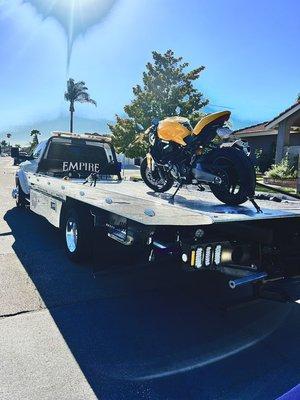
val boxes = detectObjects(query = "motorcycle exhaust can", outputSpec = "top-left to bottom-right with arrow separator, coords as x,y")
192,163 -> 222,184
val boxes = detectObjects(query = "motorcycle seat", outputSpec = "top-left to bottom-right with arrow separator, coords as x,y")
193,111 -> 231,135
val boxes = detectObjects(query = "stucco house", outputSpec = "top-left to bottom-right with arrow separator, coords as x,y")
234,102 -> 300,170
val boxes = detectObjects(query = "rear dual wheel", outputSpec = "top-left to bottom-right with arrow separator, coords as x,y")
64,208 -> 93,262
63,207 -> 137,265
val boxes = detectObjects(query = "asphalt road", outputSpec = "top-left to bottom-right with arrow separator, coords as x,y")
0,156 -> 299,400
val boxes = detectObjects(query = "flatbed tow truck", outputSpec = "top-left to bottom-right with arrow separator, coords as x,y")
12,132 -> 300,292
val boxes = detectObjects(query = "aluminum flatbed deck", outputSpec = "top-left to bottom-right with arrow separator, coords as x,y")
28,173 -> 300,226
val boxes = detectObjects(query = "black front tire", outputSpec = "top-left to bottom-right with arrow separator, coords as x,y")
64,207 -> 92,262
140,157 -> 174,193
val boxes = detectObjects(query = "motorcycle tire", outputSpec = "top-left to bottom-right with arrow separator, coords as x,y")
140,157 -> 174,193
205,146 -> 256,206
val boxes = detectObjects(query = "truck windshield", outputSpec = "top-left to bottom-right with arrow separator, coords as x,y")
39,137 -> 116,178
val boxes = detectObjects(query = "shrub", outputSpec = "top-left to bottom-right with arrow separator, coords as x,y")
254,145 -> 275,173
265,157 -> 297,180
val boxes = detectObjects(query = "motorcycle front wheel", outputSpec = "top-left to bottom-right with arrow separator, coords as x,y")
140,157 -> 174,192
205,147 -> 256,206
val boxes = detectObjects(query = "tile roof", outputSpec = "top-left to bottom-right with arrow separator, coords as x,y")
234,102 -> 300,135
266,102 -> 300,128
234,122 -> 268,135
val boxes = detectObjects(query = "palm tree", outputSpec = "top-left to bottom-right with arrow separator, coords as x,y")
30,129 -> 41,137
30,129 -> 41,150
1,140 -> 8,147
64,78 -> 97,133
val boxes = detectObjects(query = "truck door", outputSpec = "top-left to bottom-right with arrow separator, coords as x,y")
17,141 -> 48,194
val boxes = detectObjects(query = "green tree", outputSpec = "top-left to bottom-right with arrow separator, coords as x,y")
64,78 -> 97,133
109,50 -> 209,158
30,129 -> 41,150
1,140 -> 8,147
297,93 -> 300,103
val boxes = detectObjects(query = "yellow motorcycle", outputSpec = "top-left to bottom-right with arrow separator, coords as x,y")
140,111 -> 256,206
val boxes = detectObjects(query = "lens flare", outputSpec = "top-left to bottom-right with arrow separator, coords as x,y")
24,0 -> 118,68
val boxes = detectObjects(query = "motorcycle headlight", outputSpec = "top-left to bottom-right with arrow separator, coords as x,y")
216,127 -> 233,139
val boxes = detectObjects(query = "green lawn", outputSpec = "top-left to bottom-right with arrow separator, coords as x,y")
256,176 -> 297,195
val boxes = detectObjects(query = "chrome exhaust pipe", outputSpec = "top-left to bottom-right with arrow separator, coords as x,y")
229,271 -> 268,289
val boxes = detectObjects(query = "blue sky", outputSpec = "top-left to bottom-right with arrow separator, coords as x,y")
0,0 -> 300,140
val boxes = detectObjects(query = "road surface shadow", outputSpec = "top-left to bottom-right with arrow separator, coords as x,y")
4,206 -> 300,400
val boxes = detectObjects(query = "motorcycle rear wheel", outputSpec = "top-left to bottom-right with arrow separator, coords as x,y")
140,157 -> 174,192
206,147 -> 256,206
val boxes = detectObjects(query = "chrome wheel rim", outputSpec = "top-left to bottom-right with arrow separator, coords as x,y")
66,218 -> 78,253
212,157 -> 242,197
145,167 -> 167,189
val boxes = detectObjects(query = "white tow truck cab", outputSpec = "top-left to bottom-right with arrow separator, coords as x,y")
14,131 -> 120,200
12,131 -> 300,290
